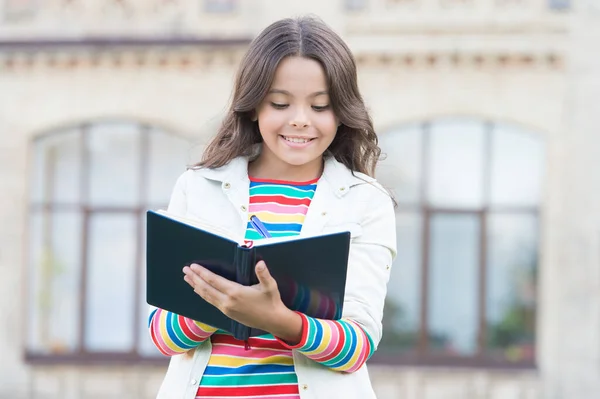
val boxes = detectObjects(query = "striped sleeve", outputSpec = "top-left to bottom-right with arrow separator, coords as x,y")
148,308 -> 218,356
276,313 -> 374,373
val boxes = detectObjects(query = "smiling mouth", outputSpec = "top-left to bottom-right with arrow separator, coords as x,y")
280,135 -> 316,144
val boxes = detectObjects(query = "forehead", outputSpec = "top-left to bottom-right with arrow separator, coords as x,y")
270,56 -> 328,92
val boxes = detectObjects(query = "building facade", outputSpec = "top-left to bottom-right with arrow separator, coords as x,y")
1,0 -> 598,398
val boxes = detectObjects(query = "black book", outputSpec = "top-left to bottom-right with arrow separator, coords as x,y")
145,210 -> 351,341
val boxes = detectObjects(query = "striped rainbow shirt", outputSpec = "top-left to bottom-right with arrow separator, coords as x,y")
149,176 -> 375,398
244,176 -> 314,240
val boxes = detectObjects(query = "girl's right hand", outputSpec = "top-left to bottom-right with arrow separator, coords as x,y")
183,261 -> 303,343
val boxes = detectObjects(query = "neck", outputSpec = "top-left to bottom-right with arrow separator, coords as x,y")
248,154 -> 324,182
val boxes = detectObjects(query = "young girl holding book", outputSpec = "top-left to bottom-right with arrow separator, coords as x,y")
148,15 -> 397,399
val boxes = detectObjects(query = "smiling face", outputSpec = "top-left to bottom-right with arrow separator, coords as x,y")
250,56 -> 339,181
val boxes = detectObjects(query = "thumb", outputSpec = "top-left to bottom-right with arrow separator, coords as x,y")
255,261 -> 276,289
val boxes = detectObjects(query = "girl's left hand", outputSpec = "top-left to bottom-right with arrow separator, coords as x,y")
183,261 -> 300,340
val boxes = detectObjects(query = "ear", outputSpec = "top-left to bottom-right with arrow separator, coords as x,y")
251,111 -> 258,122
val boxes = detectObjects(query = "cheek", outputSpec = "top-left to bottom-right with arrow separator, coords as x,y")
315,113 -> 339,136
257,109 -> 287,136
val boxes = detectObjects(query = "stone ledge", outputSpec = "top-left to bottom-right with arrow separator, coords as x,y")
0,49 -> 564,72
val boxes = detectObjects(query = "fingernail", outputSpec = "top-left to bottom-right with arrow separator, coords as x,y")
257,262 -> 265,271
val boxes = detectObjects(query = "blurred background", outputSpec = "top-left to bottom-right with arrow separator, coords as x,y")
1,0 -> 598,398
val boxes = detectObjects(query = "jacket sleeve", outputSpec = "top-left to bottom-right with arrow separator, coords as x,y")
147,171 -> 218,356
341,184 -> 397,350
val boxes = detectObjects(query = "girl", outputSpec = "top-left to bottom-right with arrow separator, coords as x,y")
148,15 -> 397,399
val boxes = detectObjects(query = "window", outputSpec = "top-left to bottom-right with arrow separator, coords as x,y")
26,121 -> 191,362
376,119 -> 543,367
204,0 -> 237,13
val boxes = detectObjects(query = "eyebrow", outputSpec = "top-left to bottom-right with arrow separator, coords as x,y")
268,89 -> 329,97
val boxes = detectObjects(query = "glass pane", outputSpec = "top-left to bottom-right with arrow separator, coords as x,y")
490,125 -> 544,207
486,213 -> 538,362
377,125 -> 422,205
27,213 -> 43,352
84,213 -> 138,352
30,130 -> 81,204
30,139 -> 46,204
428,120 -> 485,208
147,129 -> 191,206
88,123 -> 141,207
27,211 -> 82,354
380,212 -> 422,352
428,213 -> 479,355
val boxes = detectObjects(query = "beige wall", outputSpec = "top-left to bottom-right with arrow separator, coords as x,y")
20,365 -> 541,399
538,3 -> 600,398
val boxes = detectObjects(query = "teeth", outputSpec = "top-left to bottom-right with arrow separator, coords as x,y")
283,136 -> 311,143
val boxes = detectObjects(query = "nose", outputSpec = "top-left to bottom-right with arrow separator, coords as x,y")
290,120 -> 309,128
289,108 -> 310,128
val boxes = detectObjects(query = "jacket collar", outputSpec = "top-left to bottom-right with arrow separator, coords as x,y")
192,146 -> 375,197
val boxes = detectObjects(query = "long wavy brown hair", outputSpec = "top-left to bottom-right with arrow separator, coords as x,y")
196,16 -> 381,177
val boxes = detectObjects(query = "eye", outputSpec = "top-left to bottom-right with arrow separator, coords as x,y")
312,105 -> 330,112
270,102 -> 288,110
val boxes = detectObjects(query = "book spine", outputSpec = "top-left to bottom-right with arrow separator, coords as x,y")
231,245 -> 255,341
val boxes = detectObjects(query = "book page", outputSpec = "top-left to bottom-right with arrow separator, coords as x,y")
251,231 -> 331,247
154,209 -> 239,243
251,235 -> 296,247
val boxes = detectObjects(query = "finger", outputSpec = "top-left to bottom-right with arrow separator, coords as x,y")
183,274 -> 198,290
255,261 -> 277,291
184,266 -> 226,307
183,265 -> 216,289
189,264 -> 240,294
182,266 -> 204,286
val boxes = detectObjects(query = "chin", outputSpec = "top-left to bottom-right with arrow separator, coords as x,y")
280,156 -> 314,167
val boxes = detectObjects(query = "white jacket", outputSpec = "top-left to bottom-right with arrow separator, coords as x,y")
154,154 -> 397,399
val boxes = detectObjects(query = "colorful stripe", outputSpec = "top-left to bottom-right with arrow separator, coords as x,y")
248,203 -> 309,214
245,178 -> 317,239
249,184 -> 316,197
277,313 -> 375,373
247,212 -> 307,224
197,333 -> 298,398
148,308 -> 218,356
